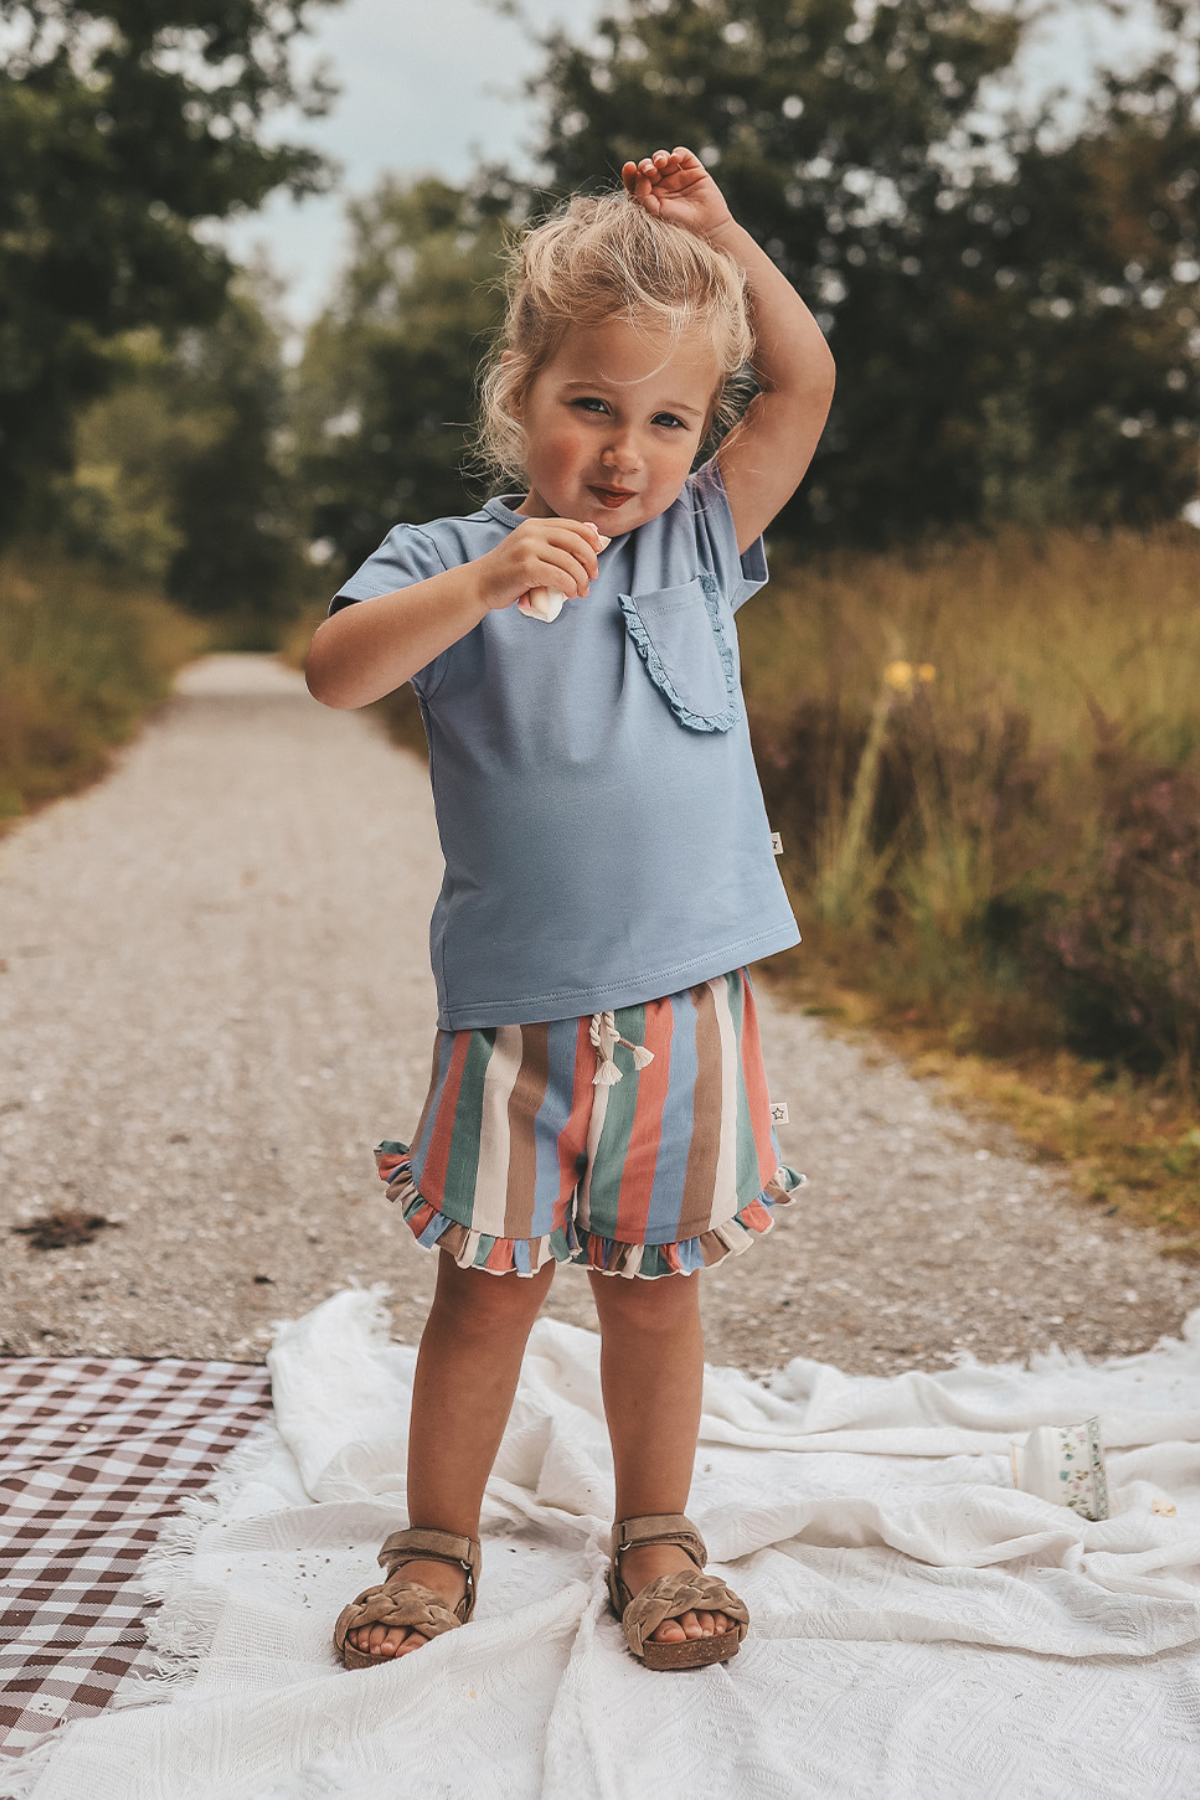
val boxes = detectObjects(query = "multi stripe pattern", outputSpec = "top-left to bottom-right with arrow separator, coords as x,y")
376,969 -> 804,1279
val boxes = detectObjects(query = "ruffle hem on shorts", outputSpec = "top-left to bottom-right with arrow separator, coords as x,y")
373,1141 -> 806,1280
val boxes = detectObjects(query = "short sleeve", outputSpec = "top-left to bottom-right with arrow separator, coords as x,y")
687,456 -> 769,612
327,523 -> 450,695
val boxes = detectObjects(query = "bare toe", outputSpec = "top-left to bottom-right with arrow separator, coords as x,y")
651,1616 -> 687,1643
694,1610 -> 716,1636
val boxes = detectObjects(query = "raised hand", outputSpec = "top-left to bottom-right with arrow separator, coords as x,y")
621,147 -> 734,237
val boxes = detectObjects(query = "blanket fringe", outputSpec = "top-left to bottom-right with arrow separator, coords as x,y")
111,1417 -> 281,1708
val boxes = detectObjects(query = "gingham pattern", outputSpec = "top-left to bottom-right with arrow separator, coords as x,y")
0,1355 -> 270,1772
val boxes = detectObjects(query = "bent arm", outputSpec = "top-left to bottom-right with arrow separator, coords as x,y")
305,563 -> 489,709
707,219 -> 836,553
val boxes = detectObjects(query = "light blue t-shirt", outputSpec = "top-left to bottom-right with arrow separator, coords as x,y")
331,456 -> 800,1029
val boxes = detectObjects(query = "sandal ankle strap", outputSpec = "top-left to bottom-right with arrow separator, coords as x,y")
378,1527 -> 482,1611
612,1512 -> 707,1571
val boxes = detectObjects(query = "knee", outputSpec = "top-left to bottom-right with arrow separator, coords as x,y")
591,1270 -> 700,1337
432,1257 -> 550,1342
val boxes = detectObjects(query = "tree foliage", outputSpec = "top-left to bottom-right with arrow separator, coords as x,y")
305,0 -> 1200,558
506,0 -> 1200,546
295,174 -> 517,572
54,276 -> 306,625
0,0 -> 340,539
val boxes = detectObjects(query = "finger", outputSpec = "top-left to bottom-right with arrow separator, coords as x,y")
536,550 -> 593,596
547,526 -> 601,575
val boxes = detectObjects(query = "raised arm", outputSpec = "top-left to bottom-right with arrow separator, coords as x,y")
623,148 -> 836,554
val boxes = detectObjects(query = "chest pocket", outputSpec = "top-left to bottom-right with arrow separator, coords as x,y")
618,572 -> 740,733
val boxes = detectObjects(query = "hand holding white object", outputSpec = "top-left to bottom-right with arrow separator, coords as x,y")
518,523 -> 611,621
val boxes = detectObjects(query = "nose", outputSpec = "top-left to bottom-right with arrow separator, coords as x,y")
601,429 -> 643,476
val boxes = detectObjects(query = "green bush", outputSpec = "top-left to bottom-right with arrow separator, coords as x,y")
0,555 -> 203,822
742,524 -> 1200,1095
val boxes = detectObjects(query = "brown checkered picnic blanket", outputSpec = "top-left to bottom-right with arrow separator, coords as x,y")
0,1353 -> 271,1783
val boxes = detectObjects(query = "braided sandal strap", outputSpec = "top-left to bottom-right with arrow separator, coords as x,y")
333,1581 -> 465,1657
332,1526 -> 482,1662
609,1514 -> 749,1658
618,1569 -> 750,1659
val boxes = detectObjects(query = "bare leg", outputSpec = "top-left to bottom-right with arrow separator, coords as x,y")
350,1251 -> 554,1659
588,1270 -> 733,1645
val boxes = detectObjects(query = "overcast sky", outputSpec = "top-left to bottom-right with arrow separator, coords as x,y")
225,0 -> 1164,332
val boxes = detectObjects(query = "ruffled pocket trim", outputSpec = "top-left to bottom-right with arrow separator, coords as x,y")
618,571 -> 741,733
373,1141 -> 805,1281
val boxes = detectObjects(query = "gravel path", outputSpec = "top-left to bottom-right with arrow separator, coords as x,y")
2,655 -> 1196,1375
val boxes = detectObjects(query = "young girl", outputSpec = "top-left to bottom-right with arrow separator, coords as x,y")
306,147 -> 835,1672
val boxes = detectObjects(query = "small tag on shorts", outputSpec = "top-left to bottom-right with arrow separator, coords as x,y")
771,830 -> 784,855
770,1100 -> 789,1124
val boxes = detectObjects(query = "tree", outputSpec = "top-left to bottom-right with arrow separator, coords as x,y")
295,174 -> 518,573
490,0 -> 1200,546
54,275 -> 308,625
0,0 -> 341,539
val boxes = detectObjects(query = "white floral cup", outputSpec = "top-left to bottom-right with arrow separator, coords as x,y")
1010,1417 -> 1110,1521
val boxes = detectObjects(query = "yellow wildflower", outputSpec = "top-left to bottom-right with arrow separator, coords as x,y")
916,663 -> 936,683
883,660 -> 914,691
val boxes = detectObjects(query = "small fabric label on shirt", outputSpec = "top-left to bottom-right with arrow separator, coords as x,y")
770,1101 -> 789,1124
771,831 -> 784,855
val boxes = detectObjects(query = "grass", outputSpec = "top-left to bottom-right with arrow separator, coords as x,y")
758,934 -> 1200,1256
0,552 -> 204,827
743,520 -> 1200,1250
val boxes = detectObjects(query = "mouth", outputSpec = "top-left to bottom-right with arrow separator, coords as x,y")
589,485 -> 637,508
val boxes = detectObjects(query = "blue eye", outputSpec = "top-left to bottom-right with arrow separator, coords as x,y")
570,399 -> 687,428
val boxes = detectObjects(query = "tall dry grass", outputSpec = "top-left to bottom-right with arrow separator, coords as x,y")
741,525 -> 1200,1097
0,553 -> 204,825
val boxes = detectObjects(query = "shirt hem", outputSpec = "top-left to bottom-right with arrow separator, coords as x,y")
435,918 -> 802,1030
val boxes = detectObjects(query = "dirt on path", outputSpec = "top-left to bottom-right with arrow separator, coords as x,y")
2,655 -> 1196,1375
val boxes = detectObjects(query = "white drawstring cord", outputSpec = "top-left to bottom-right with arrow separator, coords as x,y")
589,1011 -> 655,1086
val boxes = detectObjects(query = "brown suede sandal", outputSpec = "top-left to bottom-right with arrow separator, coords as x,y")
608,1513 -> 749,1671
332,1526 -> 481,1671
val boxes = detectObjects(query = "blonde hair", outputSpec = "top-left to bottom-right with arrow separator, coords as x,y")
472,189 -> 755,488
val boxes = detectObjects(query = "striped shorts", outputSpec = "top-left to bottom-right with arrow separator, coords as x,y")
375,967 -> 804,1280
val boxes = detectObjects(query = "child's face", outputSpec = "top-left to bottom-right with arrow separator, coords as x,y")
507,316 -> 721,531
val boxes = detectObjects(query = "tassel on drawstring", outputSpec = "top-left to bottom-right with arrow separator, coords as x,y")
589,1010 -> 654,1085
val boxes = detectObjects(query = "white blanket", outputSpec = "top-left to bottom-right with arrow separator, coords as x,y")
14,1289 -> 1200,1800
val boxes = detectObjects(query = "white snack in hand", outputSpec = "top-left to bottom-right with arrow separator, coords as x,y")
518,587 -> 568,621
518,529 -> 611,622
